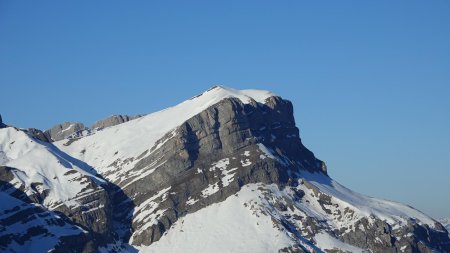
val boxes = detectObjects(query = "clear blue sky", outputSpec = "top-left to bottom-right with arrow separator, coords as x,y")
1,1 -> 449,218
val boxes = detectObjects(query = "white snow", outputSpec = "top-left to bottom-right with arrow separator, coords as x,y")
55,86 -> 275,183
209,158 -> 230,172
61,123 -> 76,133
186,197 -> 199,206
314,232 -> 369,252
139,184 -> 296,253
240,159 -> 252,167
133,187 -> 172,224
221,167 -> 238,187
137,170 -> 441,252
201,182 -> 220,198
299,171 -> 438,229
208,158 -> 239,187
130,187 -> 172,243
0,127 -> 104,209
138,182 -> 386,253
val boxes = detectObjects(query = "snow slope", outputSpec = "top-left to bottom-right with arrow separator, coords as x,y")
55,86 -> 275,182
139,170 -> 438,253
139,184 -> 298,253
139,183 -> 372,253
300,171 -> 437,228
0,127 -> 104,209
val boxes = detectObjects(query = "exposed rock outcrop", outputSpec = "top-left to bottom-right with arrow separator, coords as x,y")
44,122 -> 86,142
24,128 -> 51,142
91,114 -> 142,130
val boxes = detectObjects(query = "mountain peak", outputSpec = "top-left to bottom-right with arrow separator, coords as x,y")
194,85 -> 276,104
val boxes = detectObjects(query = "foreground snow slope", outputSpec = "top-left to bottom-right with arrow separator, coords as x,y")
139,169 -> 440,253
140,184 -> 296,253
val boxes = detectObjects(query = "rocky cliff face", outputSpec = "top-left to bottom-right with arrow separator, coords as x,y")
44,122 -> 87,142
91,114 -> 142,130
1,86 -> 449,253
42,114 -> 142,143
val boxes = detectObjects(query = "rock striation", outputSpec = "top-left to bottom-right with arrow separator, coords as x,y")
91,114 -> 142,130
44,122 -> 86,142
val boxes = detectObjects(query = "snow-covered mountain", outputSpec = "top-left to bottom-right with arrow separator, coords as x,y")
1,86 -> 449,253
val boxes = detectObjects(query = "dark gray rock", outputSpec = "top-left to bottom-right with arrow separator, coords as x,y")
0,114 -> 6,128
91,114 -> 142,130
0,164 -> 118,252
44,122 -> 86,142
338,217 -> 450,253
24,128 -> 51,142
0,168 -> 92,253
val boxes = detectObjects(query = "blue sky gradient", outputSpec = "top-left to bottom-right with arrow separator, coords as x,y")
1,1 -> 449,218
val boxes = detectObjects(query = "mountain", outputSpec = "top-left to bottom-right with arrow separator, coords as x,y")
42,114 -> 143,142
1,86 -> 449,253
44,122 -> 87,142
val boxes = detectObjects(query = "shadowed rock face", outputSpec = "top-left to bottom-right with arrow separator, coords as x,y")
0,164 -> 119,253
44,122 -> 86,142
0,166 -> 93,253
42,114 -> 143,143
91,114 -> 142,130
23,128 -> 51,142
0,114 -> 6,128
